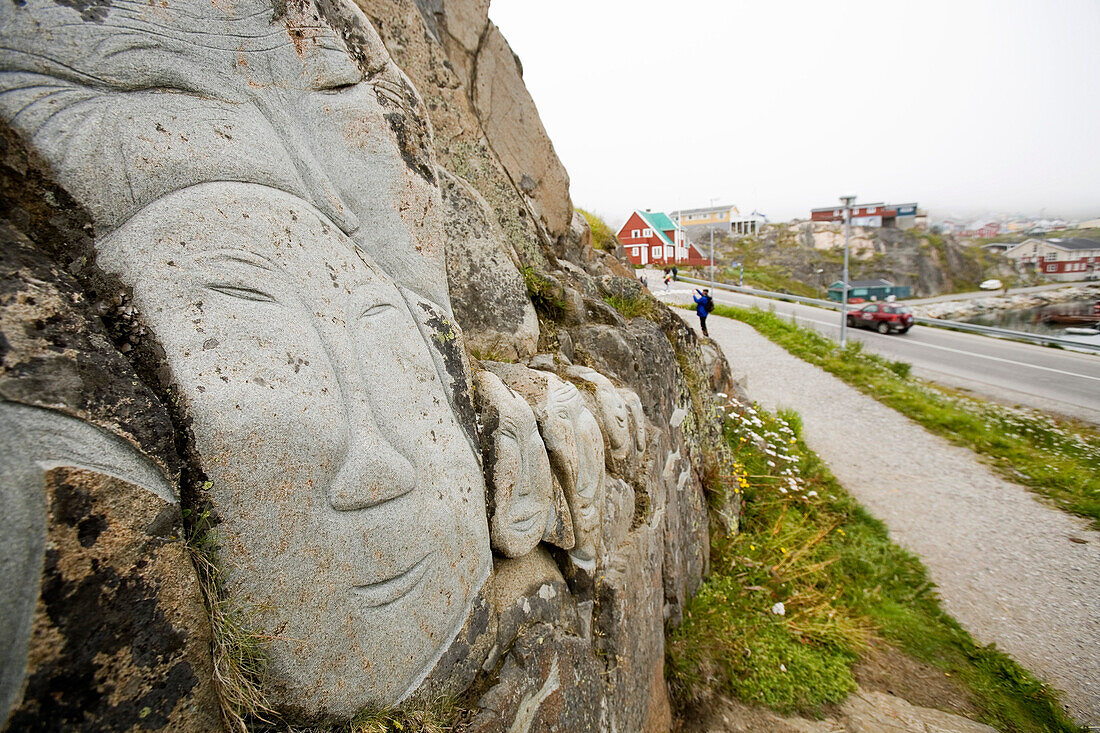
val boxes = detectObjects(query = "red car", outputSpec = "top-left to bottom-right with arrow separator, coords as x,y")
847,303 -> 914,334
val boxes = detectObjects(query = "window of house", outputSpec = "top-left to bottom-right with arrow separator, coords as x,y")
1047,265 -> 1057,272
652,246 -> 661,258
643,228 -> 652,237
1045,252 -> 1057,261
631,229 -> 640,238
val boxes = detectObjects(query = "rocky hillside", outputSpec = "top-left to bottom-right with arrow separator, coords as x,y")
0,0 -> 739,731
704,222 -> 1016,298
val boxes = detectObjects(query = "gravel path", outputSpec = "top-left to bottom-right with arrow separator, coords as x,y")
693,311 -> 1100,726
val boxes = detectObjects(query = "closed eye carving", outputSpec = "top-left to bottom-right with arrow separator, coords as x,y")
206,284 -> 277,303
317,81 -> 359,95
359,302 -> 398,319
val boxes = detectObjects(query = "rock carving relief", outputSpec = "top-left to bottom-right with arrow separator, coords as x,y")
0,402 -> 177,724
474,370 -> 573,558
564,365 -> 633,464
0,0 -> 491,716
485,364 -> 606,573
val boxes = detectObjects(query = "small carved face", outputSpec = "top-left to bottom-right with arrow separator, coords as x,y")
541,378 -> 604,568
96,185 -> 490,711
594,384 -> 630,455
476,372 -> 554,558
618,388 -> 647,453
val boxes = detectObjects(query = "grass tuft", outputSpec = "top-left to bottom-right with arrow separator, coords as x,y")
520,264 -> 567,319
350,697 -> 460,733
578,208 -> 620,252
603,291 -> 660,320
185,505 -> 276,732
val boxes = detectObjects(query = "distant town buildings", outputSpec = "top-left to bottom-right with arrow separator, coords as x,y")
669,204 -> 767,240
617,210 -> 709,266
1001,238 -> 1100,281
938,217 -> 1070,237
810,202 -> 925,229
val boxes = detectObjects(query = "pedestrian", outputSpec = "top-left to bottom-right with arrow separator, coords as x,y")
664,273 -> 671,291
640,274 -> 648,289
693,288 -> 713,337
671,266 -> 679,281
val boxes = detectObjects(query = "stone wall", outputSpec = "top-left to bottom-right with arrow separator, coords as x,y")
0,0 -> 738,729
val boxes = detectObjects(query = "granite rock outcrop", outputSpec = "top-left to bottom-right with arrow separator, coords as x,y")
0,0 -> 737,729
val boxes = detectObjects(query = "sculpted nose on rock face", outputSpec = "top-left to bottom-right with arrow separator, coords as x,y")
328,430 -> 415,511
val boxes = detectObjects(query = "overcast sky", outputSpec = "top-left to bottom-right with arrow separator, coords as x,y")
487,1 -> 1100,227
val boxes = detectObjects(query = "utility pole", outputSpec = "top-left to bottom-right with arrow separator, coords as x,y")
709,198 -> 718,287
839,195 -> 856,347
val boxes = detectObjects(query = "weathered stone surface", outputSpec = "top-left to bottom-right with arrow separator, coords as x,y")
0,0 -> 738,727
597,526 -> 672,733
1,220 -> 217,730
469,624 -> 603,733
0,0 -> 451,311
442,169 -> 539,360
564,365 -> 633,465
3,467 -> 219,732
469,23 -> 573,240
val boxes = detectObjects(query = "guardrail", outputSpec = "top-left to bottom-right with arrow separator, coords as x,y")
677,275 -> 1100,353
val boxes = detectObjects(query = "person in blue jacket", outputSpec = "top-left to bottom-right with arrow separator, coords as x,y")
693,288 -> 712,337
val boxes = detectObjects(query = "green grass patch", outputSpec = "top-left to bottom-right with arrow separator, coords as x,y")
603,291 -> 660,320
349,697 -> 460,732
667,399 -> 1079,731
184,504 -> 275,732
519,264 -> 566,319
578,208 -> 620,252
714,304 -> 1100,528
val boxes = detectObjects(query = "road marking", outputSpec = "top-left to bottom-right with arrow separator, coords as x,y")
701,294 -> 1100,384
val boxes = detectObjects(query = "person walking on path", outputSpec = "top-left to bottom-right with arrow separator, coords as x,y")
693,288 -> 712,337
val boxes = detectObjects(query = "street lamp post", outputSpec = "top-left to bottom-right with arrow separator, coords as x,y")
709,198 -> 718,287
839,195 -> 856,347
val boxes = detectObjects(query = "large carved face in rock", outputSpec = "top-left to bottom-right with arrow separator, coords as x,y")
0,0 -> 488,714
474,371 -> 554,558
541,376 -> 605,570
94,185 -> 490,712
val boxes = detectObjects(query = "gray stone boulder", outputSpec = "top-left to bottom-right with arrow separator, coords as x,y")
442,169 -> 539,361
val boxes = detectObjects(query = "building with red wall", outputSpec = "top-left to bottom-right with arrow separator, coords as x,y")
810,202 -> 923,229
617,210 -> 709,266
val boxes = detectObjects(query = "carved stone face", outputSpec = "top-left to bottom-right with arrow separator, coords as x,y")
618,388 -> 647,453
1,0 -> 488,715
541,377 -> 605,569
96,185 -> 490,712
565,366 -> 630,461
475,371 -> 554,558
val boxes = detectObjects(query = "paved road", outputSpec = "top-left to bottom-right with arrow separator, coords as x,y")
653,279 -> 1100,425
692,311 -> 1100,726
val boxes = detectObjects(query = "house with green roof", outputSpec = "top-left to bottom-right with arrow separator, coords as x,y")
616,210 -> 709,266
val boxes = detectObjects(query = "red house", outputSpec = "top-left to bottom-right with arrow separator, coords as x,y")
617,210 -> 709,266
